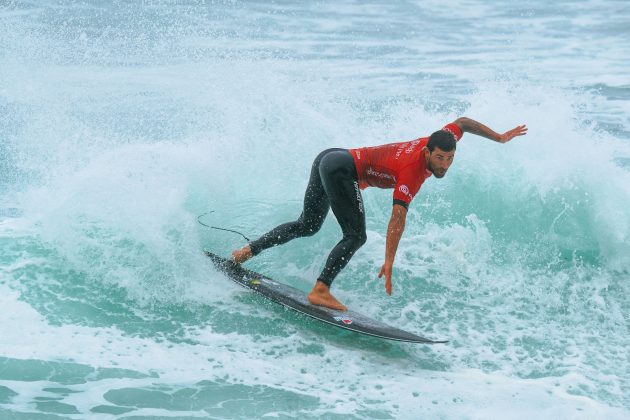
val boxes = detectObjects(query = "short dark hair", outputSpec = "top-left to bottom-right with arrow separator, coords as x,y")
427,130 -> 456,152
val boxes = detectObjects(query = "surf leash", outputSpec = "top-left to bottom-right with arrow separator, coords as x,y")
196,211 -> 251,242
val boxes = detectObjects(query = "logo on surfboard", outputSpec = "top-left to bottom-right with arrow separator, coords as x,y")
333,316 -> 353,325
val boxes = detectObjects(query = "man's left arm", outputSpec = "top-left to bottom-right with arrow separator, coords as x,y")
454,117 -> 527,143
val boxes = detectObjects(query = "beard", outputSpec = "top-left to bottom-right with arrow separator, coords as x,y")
428,161 -> 446,178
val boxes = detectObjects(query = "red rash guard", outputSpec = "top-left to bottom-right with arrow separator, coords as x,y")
349,123 -> 463,209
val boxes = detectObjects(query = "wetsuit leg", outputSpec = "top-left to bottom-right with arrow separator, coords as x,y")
248,149 -> 345,256
316,150 -> 367,287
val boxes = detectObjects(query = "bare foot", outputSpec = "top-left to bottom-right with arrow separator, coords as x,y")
231,245 -> 253,264
308,281 -> 347,312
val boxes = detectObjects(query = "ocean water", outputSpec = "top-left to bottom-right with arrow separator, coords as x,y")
1,0 -> 629,418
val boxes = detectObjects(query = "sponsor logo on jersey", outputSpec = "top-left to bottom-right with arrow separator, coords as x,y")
366,167 -> 396,182
395,139 -> 421,159
398,184 -> 413,200
443,126 -> 460,141
334,316 -> 353,325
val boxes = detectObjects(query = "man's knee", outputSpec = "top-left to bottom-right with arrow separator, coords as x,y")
348,231 -> 367,250
357,231 -> 367,247
297,219 -> 324,237
302,226 -> 319,237
295,210 -> 325,236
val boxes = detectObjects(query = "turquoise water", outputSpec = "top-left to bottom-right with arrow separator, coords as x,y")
1,0 -> 629,418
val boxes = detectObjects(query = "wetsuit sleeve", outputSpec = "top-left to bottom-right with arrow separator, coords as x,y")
442,123 -> 463,141
392,170 -> 424,209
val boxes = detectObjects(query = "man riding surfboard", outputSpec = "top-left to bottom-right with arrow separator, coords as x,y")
232,117 -> 527,311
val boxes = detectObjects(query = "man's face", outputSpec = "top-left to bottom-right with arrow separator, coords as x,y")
426,147 -> 455,178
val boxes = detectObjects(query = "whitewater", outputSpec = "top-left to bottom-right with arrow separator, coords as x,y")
1,1 -> 629,418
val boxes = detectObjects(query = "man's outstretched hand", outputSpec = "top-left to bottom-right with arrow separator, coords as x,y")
497,124 -> 528,143
378,263 -> 393,295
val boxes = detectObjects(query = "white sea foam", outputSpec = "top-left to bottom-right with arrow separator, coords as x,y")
1,283 -> 627,419
1,0 -> 629,418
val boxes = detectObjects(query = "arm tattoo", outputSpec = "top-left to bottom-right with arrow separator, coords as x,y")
460,117 -> 499,141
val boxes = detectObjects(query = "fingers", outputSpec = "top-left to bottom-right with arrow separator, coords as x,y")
500,125 -> 528,143
511,125 -> 528,136
378,265 -> 393,295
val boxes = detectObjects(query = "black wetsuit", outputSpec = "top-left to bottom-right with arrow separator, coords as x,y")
249,148 -> 367,286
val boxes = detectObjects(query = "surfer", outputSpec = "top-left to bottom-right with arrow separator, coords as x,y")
232,117 -> 527,311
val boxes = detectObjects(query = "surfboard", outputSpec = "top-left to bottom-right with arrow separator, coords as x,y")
206,251 -> 447,344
